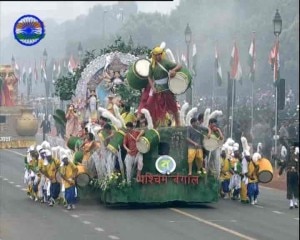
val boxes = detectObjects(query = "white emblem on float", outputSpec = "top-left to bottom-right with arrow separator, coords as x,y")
155,155 -> 176,175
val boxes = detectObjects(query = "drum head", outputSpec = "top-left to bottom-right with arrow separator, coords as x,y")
203,137 -> 222,151
136,137 -> 150,154
76,173 -> 90,187
258,171 -> 273,183
134,59 -> 150,78
169,72 -> 189,95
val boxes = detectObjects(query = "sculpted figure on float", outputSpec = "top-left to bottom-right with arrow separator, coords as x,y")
0,65 -> 18,107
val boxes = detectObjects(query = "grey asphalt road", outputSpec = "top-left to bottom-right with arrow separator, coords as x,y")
0,148 -> 299,240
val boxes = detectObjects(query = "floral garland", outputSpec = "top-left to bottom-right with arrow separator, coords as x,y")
91,172 -> 129,191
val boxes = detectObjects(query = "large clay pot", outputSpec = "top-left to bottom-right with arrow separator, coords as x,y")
16,108 -> 38,136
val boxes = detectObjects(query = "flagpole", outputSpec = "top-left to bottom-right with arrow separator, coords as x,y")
212,59 -> 215,109
230,78 -> 234,139
274,36 -> 279,170
250,31 -> 255,137
251,80 -> 254,133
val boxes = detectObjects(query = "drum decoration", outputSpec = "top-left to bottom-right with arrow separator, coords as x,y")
257,158 -> 273,183
67,136 -> 81,151
136,129 -> 160,154
107,130 -> 126,155
126,59 -> 150,90
75,164 -> 91,188
168,68 -> 192,95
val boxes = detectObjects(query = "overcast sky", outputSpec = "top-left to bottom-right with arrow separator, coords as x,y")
0,1 -> 180,40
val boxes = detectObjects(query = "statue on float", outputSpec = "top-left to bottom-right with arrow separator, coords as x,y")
0,65 -> 18,106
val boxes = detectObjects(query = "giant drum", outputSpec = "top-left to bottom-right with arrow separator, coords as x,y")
75,164 -> 91,188
126,59 -> 150,90
168,68 -> 192,95
257,158 -> 273,183
67,136 -> 81,151
107,130 -> 126,155
136,129 -> 160,154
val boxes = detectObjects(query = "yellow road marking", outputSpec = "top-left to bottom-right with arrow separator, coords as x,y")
169,208 -> 257,240
3,149 -> 25,157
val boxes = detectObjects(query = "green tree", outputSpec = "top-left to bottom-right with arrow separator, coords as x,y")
54,50 -> 96,101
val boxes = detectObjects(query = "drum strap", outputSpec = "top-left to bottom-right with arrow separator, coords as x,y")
157,62 -> 170,78
128,132 -> 137,141
192,127 -> 208,137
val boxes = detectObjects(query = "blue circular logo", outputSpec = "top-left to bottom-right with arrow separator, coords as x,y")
13,14 -> 45,46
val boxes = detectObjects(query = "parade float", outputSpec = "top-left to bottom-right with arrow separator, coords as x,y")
51,40 -> 220,205
0,64 -> 38,149
50,40 -> 276,206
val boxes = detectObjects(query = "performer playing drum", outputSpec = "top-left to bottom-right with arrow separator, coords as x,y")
204,118 -> 224,177
137,46 -> 182,128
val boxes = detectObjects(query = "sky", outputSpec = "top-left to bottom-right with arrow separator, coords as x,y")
0,1 -> 180,40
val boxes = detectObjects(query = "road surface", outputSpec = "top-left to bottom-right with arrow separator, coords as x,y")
0,148 -> 298,240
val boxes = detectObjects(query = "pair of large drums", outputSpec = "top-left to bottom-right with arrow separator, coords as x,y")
136,129 -> 160,154
127,59 -> 150,90
168,68 -> 192,95
257,158 -> 273,183
107,129 -> 126,155
127,58 -> 192,95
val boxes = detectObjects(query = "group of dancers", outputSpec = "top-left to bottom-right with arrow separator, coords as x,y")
24,142 -> 78,210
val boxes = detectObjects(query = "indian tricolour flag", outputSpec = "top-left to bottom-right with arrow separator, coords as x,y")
215,46 -> 223,86
269,39 -> 280,85
248,34 -> 256,82
230,41 -> 242,84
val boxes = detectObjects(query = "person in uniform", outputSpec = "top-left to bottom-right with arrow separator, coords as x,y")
246,152 -> 259,205
220,147 -> 232,199
59,155 -> 78,210
229,144 -> 242,200
279,143 -> 299,209
123,122 -> 145,183
24,146 -> 39,200
205,118 -> 224,177
40,150 -> 61,206
186,117 -> 205,175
